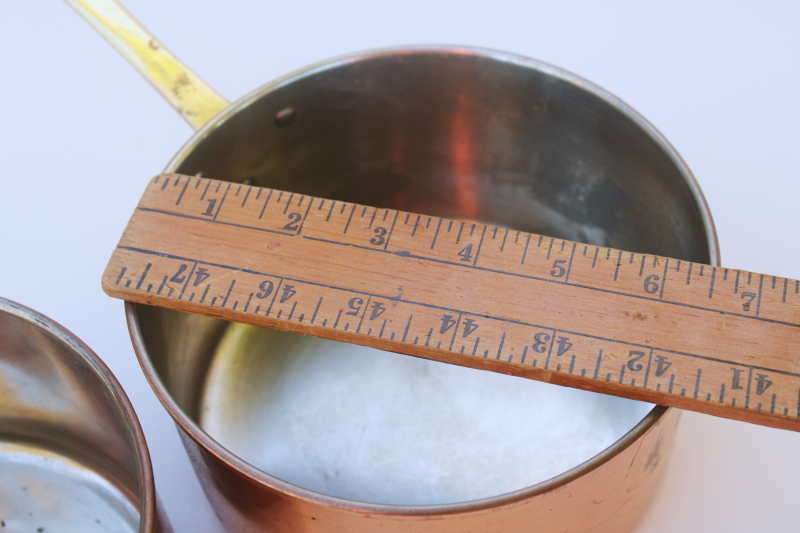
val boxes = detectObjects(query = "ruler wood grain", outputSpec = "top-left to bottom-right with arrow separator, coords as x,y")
103,173 -> 800,432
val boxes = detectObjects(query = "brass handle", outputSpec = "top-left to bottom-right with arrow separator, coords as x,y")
65,0 -> 229,131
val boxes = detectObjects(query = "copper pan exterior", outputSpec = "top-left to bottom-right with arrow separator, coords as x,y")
116,46 -> 719,532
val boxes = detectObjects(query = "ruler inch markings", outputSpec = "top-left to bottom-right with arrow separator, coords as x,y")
113,244 -> 800,380
102,174 -> 800,433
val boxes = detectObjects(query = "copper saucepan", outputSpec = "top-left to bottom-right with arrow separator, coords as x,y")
68,1 -> 719,531
0,297 -> 172,533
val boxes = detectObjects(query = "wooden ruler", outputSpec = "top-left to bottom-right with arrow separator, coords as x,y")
103,173 -> 800,432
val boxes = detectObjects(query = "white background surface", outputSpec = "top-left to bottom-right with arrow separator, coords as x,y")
2,1 -> 800,531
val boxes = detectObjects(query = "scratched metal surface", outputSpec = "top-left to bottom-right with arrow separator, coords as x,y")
2,1 -> 800,532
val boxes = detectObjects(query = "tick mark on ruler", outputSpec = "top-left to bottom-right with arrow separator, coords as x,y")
200,180 -> 211,201
709,268 -> 716,298
311,298 -> 323,324
521,234 -> 531,265
593,351 -> 603,379
495,333 -> 506,360
282,194 -> 294,214
402,315 -> 413,342
343,205 -> 357,234
431,219 -> 443,249
176,178 -> 190,205
240,186 -> 251,207
258,190 -> 273,219
411,215 -> 421,237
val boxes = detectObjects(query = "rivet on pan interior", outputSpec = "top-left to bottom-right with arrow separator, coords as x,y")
274,108 -> 297,128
